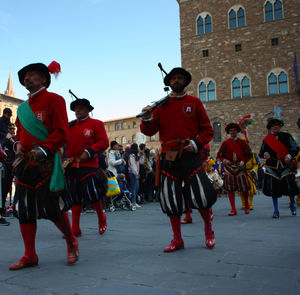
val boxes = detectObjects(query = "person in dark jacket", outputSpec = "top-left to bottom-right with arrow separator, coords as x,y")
259,118 -> 299,218
0,122 -> 16,226
0,108 -> 12,142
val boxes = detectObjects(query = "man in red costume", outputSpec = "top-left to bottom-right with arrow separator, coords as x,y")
10,62 -> 78,270
65,98 -> 109,237
259,118 -> 299,218
217,123 -> 252,215
140,67 -> 217,252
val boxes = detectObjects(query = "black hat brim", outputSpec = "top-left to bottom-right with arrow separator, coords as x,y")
225,123 -> 241,133
18,63 -> 51,88
266,119 -> 284,129
70,99 -> 94,112
164,67 -> 192,87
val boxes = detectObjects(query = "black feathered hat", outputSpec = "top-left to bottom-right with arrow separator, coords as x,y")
225,123 -> 241,133
18,61 -> 61,88
70,99 -> 94,112
163,67 -> 192,87
266,118 -> 284,130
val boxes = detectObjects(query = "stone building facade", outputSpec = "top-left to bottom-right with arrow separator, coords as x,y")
0,94 -> 23,123
176,0 -> 300,156
104,116 -> 160,150
0,73 -> 23,123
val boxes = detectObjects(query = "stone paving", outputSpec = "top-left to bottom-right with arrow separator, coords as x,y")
1,191 -> 300,295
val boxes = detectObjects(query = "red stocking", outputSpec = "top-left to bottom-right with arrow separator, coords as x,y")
199,209 -> 215,248
71,205 -> 82,236
181,206 -> 192,223
199,209 -> 212,232
170,216 -> 182,242
164,216 -> 184,252
20,223 -> 37,259
91,200 -> 107,234
227,192 -> 237,215
54,212 -> 78,264
242,192 -> 250,214
9,223 -> 38,270
54,212 -> 76,248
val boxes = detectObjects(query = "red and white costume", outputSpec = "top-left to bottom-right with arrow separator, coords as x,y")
66,115 -> 109,236
11,87 -> 78,269
217,137 -> 252,215
141,93 -> 217,251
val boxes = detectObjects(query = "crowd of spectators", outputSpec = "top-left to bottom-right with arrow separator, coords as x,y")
107,141 -> 158,209
0,108 -> 15,226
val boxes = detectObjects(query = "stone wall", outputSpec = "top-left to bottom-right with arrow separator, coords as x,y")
177,0 -> 300,157
104,117 -> 161,150
205,93 -> 300,156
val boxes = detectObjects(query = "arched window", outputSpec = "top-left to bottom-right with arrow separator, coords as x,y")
265,1 -> 273,21
213,122 -> 222,142
241,77 -> 250,97
237,8 -> 245,27
115,123 -> 119,131
232,75 -> 251,98
268,70 -> 288,94
232,78 -> 241,98
121,136 -> 127,144
268,73 -> 277,94
197,16 -> 204,34
264,0 -> 283,22
197,13 -> 213,35
229,9 -> 236,29
205,15 -> 212,33
278,72 -> 288,93
199,82 -> 206,101
229,6 -> 245,29
207,81 -> 216,101
274,0 -> 283,20
198,79 -> 216,102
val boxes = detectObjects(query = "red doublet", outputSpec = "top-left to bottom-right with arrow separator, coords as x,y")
15,89 -> 69,153
217,138 -> 251,163
140,94 -> 213,152
217,138 -> 251,210
66,116 -> 109,168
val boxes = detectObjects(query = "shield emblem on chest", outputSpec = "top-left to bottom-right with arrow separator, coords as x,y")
35,111 -> 46,122
84,128 -> 92,137
183,104 -> 194,117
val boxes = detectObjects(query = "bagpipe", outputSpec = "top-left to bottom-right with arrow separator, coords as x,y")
136,63 -> 170,118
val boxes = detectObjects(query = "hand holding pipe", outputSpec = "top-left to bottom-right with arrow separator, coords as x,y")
136,95 -> 169,118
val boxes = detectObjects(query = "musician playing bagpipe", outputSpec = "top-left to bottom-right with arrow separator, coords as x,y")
139,67 -> 217,252
10,61 -> 78,270
65,96 -> 109,237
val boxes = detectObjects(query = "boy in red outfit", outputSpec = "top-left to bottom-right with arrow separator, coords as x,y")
140,67 -> 217,252
217,123 -> 252,215
10,61 -> 78,270
65,98 -> 109,237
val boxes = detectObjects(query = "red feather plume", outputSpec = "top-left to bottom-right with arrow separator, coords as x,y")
48,61 -> 61,77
